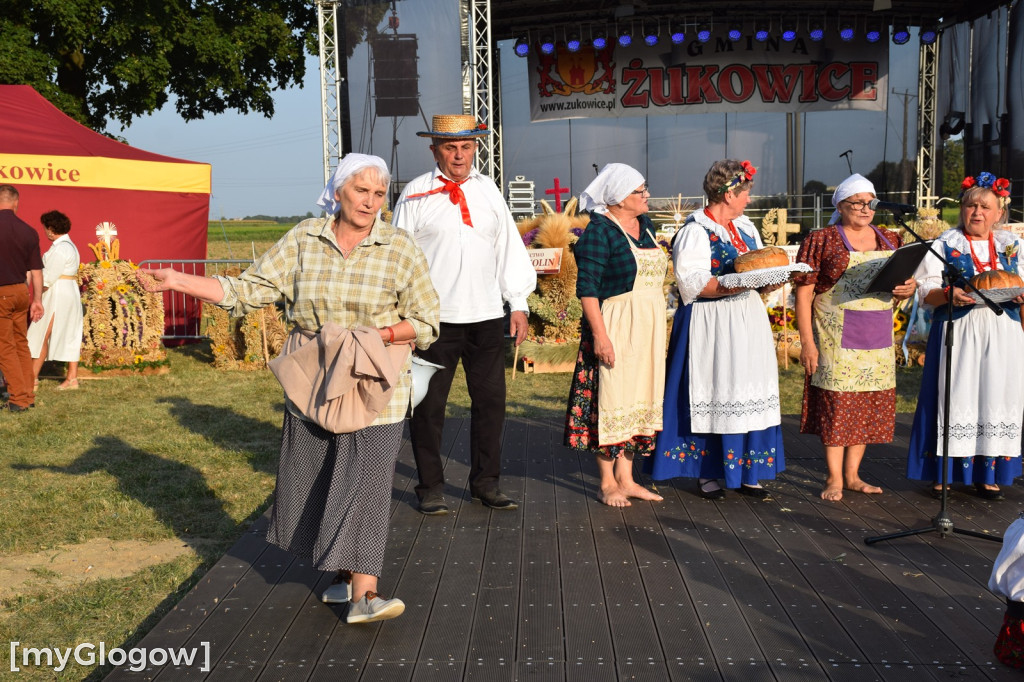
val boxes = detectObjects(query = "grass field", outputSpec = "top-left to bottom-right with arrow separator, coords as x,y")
0,220 -> 923,679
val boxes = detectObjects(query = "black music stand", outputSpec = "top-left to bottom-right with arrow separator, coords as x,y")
864,210 -> 1003,546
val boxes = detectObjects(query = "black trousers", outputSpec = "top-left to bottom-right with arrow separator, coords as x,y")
410,318 -> 506,500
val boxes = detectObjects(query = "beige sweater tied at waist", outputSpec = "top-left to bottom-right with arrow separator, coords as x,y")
269,323 -> 411,434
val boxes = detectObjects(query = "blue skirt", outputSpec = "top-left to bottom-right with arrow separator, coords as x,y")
906,318 -> 1022,485
647,303 -> 784,486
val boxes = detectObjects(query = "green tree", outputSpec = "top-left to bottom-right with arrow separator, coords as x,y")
941,137 -> 965,199
0,1 -> 387,131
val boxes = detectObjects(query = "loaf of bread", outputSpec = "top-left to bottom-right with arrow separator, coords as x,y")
967,269 -> 1024,291
733,246 -> 790,273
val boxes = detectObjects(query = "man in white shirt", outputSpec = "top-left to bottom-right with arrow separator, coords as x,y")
392,114 -> 536,515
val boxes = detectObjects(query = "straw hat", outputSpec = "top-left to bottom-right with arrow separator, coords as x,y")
416,114 -> 490,139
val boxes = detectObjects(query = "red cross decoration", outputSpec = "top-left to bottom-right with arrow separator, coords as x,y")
544,178 -> 570,212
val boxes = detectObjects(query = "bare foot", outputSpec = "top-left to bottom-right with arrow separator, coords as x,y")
821,486 -> 843,502
598,485 -> 631,507
846,479 -> 882,495
618,482 -> 663,502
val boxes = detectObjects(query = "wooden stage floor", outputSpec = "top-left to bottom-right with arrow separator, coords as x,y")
106,414 -> 1022,681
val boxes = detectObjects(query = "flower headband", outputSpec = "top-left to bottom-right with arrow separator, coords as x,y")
722,160 -> 757,193
961,171 -> 1011,200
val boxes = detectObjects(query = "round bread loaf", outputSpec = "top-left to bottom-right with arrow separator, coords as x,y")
967,269 -> 1024,291
733,246 -> 790,273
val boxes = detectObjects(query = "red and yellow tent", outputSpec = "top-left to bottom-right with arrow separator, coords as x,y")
0,85 -> 211,336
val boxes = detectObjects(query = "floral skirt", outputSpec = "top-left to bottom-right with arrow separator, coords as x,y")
563,322 -> 655,458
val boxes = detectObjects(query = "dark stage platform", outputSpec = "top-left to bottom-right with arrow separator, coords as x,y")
106,414 -> 1020,681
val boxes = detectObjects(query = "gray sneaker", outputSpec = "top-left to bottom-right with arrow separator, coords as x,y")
321,571 -> 353,603
346,591 -> 406,624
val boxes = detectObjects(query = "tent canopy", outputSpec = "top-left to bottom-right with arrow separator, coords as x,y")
0,85 -> 210,261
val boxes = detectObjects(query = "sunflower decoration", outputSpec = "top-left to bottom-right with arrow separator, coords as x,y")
79,222 -> 166,371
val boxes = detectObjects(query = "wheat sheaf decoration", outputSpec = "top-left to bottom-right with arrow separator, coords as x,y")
79,223 -> 166,371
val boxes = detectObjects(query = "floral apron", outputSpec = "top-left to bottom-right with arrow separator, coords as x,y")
597,223 -> 668,446
811,226 -> 896,393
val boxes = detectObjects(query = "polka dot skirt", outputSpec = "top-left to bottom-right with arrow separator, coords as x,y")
266,412 -> 403,577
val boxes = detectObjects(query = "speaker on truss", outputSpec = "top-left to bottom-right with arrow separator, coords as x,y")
372,34 -> 419,117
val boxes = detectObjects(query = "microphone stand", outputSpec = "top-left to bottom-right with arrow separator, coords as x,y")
865,210 -> 1003,546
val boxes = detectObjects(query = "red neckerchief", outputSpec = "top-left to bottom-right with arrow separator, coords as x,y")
963,228 -> 997,273
705,208 -> 748,254
406,175 -> 473,227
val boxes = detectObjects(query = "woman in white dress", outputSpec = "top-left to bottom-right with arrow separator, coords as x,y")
27,210 -> 83,390
906,172 -> 1024,500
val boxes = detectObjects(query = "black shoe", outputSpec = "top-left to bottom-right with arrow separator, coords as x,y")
974,483 -> 1005,501
418,493 -> 449,515
472,490 -> 519,510
738,485 -> 770,500
6,404 -> 29,413
930,485 -> 952,499
698,481 -> 725,501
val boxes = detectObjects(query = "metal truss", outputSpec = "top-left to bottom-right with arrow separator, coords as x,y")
916,39 -> 939,207
318,1 -> 343,187
464,0 -> 503,186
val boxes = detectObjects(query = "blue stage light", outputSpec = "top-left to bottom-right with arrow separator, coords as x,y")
670,22 -> 685,44
728,23 -> 742,42
540,36 -> 555,54
839,21 -> 855,42
592,29 -> 607,49
514,38 -> 530,57
892,23 -> 910,44
697,24 -> 711,43
920,24 -> 938,44
618,28 -> 632,47
865,20 -> 882,43
566,33 -> 581,52
781,20 -> 797,42
754,21 -> 770,42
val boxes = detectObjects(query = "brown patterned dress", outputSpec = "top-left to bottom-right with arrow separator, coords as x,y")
794,226 -> 903,446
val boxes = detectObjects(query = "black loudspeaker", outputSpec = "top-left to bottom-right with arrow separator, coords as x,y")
373,35 -> 419,117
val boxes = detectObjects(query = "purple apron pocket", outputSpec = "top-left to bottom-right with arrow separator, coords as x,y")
841,309 -> 893,350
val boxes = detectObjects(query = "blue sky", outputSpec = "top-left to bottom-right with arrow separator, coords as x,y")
121,0 -> 922,220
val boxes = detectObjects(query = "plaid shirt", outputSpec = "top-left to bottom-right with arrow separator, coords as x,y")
574,212 -> 659,301
215,216 -> 440,424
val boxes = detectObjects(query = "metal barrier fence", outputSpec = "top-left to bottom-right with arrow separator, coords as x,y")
137,259 -> 253,341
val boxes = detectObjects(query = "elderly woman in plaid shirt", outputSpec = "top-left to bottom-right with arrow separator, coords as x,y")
141,154 -> 439,624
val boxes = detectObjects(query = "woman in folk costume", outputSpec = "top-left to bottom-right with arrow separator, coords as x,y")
794,173 -> 916,501
649,159 -> 784,500
906,173 -> 1024,500
564,163 -> 668,507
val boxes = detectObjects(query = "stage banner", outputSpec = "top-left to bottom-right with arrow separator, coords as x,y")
529,32 -> 888,121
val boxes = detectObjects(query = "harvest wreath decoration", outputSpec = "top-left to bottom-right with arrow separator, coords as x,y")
79,226 -> 166,371
203,266 -> 289,370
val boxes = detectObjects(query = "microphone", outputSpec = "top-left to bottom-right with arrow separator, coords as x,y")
869,198 -> 917,215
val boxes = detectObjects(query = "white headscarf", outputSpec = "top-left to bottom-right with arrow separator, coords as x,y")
579,163 -> 645,214
316,153 -> 391,216
829,173 -> 876,225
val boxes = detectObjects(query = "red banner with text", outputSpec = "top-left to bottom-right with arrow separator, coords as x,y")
528,32 -> 888,121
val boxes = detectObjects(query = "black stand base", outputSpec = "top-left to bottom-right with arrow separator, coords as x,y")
865,508 -> 1002,545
